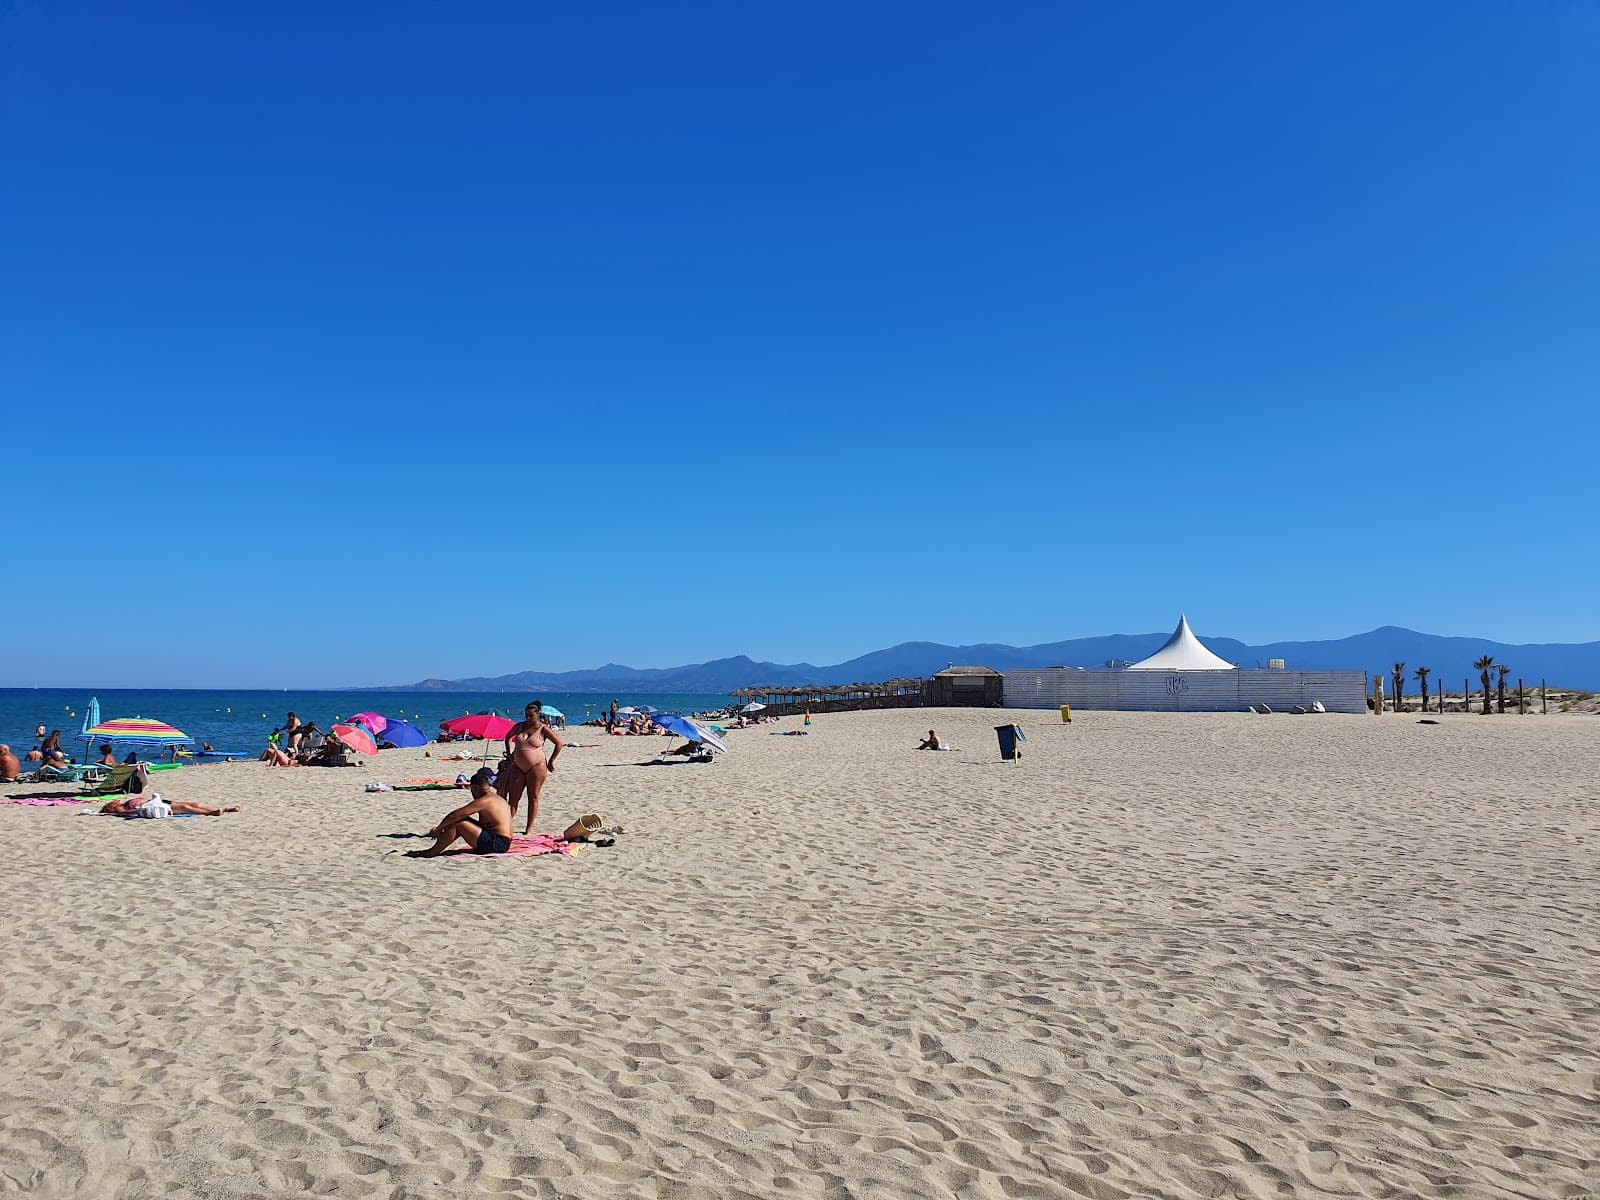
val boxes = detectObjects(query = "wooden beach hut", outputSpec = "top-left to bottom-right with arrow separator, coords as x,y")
926,665 -> 1004,708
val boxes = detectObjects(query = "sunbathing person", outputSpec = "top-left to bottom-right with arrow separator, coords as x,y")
409,769 -> 513,856
99,795 -> 239,816
504,702 -> 564,834
97,744 -> 117,766
918,730 -> 943,750
0,745 -> 21,783
260,744 -> 294,766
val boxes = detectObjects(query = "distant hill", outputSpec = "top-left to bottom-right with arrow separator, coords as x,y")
367,627 -> 1600,692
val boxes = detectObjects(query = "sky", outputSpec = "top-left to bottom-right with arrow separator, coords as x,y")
2,1 -> 1597,688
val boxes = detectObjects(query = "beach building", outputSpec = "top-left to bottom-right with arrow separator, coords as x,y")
1002,615 -> 1368,713
925,665 -> 1005,708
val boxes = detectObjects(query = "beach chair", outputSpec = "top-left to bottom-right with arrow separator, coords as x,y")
82,764 -> 141,795
37,763 -> 107,785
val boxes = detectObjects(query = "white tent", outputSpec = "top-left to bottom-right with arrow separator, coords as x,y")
1126,615 -> 1236,671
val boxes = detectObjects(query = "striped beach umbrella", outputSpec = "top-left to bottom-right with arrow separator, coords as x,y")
81,717 -> 192,746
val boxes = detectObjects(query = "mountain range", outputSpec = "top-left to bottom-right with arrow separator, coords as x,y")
373,626 -> 1600,693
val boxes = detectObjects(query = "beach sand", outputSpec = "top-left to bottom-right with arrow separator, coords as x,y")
1,708 -> 1596,1198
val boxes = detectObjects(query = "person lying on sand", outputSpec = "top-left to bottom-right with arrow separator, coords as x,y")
99,795 -> 239,816
0,745 -> 21,783
408,769 -> 514,857
918,730 -> 943,750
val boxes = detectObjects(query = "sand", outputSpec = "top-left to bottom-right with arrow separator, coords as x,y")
1,708 -> 1596,1199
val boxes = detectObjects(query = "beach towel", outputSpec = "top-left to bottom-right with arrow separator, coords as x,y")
503,834 -> 578,858
104,812 -> 197,819
0,796 -> 90,807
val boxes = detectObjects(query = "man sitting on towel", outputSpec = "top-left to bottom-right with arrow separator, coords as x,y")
918,730 -> 943,750
409,768 -> 514,857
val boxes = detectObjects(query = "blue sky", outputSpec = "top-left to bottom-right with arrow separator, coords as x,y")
3,2 -> 1596,688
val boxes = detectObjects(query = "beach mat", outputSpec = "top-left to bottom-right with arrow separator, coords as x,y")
1,796 -> 91,807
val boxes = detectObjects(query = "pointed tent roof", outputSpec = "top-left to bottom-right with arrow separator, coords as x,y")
1126,615 -> 1236,671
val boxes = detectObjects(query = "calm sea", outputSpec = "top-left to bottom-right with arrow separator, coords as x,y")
1,689 -> 734,757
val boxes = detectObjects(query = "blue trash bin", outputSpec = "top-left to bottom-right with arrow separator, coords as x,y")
994,723 -> 1025,762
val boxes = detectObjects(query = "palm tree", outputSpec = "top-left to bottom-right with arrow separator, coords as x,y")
1414,666 -> 1431,713
1497,663 -> 1510,714
1391,663 -> 1406,712
1474,655 -> 1496,715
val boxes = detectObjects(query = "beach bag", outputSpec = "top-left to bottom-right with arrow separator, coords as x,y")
136,794 -> 172,820
562,813 -> 603,841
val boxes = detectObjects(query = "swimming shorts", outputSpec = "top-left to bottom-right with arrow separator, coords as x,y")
474,831 -> 512,855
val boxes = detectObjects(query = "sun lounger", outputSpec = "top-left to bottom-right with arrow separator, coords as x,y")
37,763 -> 108,785
81,764 -> 143,795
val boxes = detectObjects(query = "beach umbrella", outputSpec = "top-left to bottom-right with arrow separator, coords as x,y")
376,716 -> 427,748
80,697 -> 101,740
654,713 -> 728,753
332,723 -> 378,756
81,717 -> 192,747
741,702 -> 766,713
440,713 -> 515,740
348,712 -> 388,733
537,704 -> 564,719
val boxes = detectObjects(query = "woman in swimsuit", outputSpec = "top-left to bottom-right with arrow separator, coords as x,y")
100,795 -> 239,816
503,702 -> 564,835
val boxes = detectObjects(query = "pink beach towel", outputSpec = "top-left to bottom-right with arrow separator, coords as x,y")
1,796 -> 90,807
505,834 -> 577,858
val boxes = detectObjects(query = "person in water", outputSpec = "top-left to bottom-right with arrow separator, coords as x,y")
503,701 -> 564,835
409,769 -> 513,857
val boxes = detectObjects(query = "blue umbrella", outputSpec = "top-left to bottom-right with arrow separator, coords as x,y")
538,704 -> 564,719
654,713 -> 728,753
376,716 -> 428,748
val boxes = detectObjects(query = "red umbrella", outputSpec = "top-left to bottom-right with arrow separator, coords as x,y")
332,723 -> 378,756
440,713 -> 515,740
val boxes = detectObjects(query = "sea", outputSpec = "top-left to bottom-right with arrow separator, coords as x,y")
1,689 -> 735,757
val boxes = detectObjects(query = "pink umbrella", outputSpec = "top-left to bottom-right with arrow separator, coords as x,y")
332,723 -> 378,756
440,713 -> 515,740
348,712 -> 387,733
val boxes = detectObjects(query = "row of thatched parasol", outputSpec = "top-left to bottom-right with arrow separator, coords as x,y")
728,679 -> 926,703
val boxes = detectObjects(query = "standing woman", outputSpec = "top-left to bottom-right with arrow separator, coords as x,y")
503,702 -> 565,835
282,712 -> 303,753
